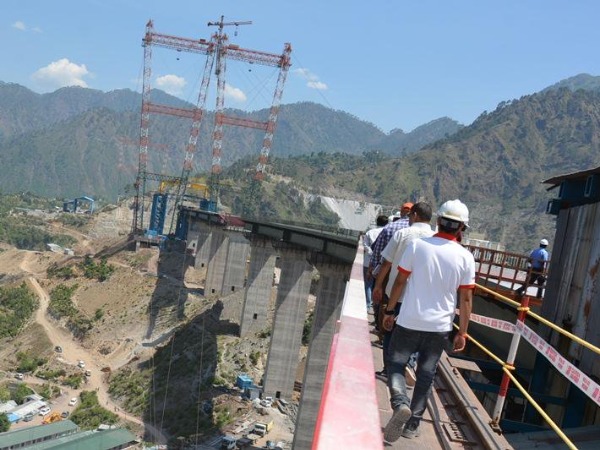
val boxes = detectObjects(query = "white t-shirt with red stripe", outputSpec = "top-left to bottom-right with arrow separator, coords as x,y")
396,232 -> 476,332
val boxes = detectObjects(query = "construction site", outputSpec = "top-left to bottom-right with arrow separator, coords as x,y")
3,13 -> 600,450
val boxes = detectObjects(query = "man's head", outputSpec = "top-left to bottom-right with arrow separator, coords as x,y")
437,199 -> 469,234
540,238 -> 549,248
409,202 -> 433,225
376,214 -> 389,227
400,202 -> 414,218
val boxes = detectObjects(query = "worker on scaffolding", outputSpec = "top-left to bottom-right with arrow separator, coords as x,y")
516,238 -> 550,298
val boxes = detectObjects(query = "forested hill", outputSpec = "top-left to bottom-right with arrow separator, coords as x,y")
261,87 -> 600,252
3,77 -> 600,251
0,82 -> 460,200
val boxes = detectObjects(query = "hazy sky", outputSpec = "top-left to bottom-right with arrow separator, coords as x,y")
2,0 -> 600,132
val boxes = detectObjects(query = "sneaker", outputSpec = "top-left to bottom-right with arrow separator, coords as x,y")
383,404 -> 411,442
401,421 -> 420,439
375,369 -> 387,378
405,366 -> 416,388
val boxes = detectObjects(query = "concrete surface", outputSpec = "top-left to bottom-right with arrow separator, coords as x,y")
370,312 -> 446,449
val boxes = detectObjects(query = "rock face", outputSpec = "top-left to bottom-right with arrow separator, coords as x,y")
317,196 -> 383,232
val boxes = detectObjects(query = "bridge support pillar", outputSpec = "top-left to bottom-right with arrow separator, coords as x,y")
293,258 -> 350,450
204,229 -> 228,296
193,223 -> 213,269
240,237 -> 277,337
263,246 -> 312,400
222,231 -> 250,295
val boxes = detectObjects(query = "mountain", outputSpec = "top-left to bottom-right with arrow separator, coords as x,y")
377,117 -> 463,155
3,78 -> 600,252
262,87 -> 600,252
0,83 -> 461,199
543,73 -> 600,93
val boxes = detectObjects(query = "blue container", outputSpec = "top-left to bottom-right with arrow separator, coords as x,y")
236,373 -> 253,390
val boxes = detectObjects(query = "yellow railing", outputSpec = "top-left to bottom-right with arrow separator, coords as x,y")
461,280 -> 600,449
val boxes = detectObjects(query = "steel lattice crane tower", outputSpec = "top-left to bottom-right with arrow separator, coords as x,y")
131,17 -> 292,235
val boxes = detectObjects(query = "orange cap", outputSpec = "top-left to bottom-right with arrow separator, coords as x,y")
401,202 -> 414,210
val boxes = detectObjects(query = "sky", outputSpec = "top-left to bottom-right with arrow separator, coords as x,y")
2,0 -> 600,133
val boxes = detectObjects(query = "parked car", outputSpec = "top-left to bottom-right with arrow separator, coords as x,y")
77,360 -> 85,368
68,397 -> 78,406
15,372 -> 24,380
61,411 -> 70,418
54,346 -> 63,353
23,413 -> 34,422
39,406 -> 51,416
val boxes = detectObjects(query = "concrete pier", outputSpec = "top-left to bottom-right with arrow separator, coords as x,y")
204,229 -> 228,296
240,237 -> 277,337
293,259 -> 350,450
222,231 -> 250,295
263,247 -> 313,399
194,223 -> 213,270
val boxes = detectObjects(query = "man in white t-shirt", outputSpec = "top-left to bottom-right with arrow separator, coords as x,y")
372,202 -> 434,378
382,199 -> 475,442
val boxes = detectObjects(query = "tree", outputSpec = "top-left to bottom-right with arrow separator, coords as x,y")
0,413 -> 9,432
0,385 -> 10,402
13,383 -> 34,404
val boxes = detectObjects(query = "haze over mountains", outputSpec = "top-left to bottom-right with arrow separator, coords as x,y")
1,74 -> 600,251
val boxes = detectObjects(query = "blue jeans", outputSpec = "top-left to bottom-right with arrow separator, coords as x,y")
387,325 -> 450,425
363,266 -> 374,308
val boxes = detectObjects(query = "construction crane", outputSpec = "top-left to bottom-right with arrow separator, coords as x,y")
131,17 -> 292,237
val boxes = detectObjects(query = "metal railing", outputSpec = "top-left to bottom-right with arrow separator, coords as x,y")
464,244 -> 549,300
461,279 -> 600,450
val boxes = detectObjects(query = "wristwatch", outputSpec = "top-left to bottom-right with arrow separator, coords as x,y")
384,309 -> 395,315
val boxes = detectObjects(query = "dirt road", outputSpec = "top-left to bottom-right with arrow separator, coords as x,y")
26,276 -> 167,444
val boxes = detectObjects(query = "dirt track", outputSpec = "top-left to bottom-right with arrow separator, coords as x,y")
24,275 -> 167,443
0,239 -> 167,444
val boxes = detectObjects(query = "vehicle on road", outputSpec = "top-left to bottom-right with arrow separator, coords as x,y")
254,420 -> 274,437
220,435 -> 237,449
68,397 -> 78,406
15,373 -> 24,380
23,413 -> 34,422
84,370 -> 92,377
61,411 -> 70,418
39,406 -> 51,416
77,360 -> 85,368
54,346 -> 63,353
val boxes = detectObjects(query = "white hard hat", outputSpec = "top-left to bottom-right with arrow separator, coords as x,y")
437,199 -> 469,224
540,238 -> 549,246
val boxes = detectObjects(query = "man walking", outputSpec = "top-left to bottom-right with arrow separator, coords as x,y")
372,202 -> 434,380
382,199 -> 475,442
368,202 -> 412,325
516,238 -> 550,298
362,215 -> 389,310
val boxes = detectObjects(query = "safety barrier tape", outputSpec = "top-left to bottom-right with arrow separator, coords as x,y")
466,310 -> 600,406
460,309 -> 600,407
469,313 -> 515,334
515,321 -> 600,408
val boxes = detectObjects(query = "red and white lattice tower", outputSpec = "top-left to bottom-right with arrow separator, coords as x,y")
132,17 -> 291,234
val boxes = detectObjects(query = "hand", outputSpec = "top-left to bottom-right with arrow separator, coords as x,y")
372,286 -> 382,304
383,314 -> 395,332
452,333 -> 467,352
